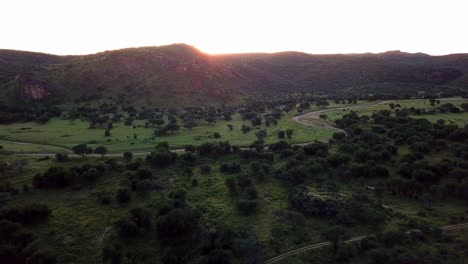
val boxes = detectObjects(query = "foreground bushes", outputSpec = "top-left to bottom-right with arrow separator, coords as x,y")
32,164 -> 105,189
0,203 -> 51,225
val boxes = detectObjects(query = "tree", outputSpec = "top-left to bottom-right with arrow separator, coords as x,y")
461,103 -> 468,112
213,132 -> 221,139
116,188 -> 131,203
321,226 -> 349,252
154,118 -> 165,127
123,151 -> 133,161
184,119 -> 197,131
227,124 -> 233,131
104,129 -> 111,137
94,146 -> 108,157
241,124 -> 251,134
165,123 -> 180,133
156,208 -> 199,238
72,144 -> 93,157
255,130 -> 267,140
224,113 -> 232,121
225,177 -> 237,195
286,129 -> 293,139
277,130 -> 285,139
200,165 -> 211,175
206,116 -> 216,125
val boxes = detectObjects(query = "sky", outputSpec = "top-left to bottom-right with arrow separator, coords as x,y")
1,0 -> 468,55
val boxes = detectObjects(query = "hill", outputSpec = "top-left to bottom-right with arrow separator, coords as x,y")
1,44 -> 468,107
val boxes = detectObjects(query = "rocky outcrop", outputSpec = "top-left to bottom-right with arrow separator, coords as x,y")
20,81 -> 52,100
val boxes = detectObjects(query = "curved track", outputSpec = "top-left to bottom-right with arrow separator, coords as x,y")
264,223 -> 468,264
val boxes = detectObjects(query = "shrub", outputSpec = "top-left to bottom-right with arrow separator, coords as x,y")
200,165 -> 212,175
116,188 -> 131,203
156,208 -> 199,238
0,203 -> 51,225
123,152 -> 133,161
220,162 -> 241,173
236,199 -> 259,215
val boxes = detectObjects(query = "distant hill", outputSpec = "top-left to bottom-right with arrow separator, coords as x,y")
1,44 -> 468,107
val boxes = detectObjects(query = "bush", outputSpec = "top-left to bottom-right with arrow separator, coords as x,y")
0,203 -> 51,225
116,188 -> 131,203
55,153 -> 69,162
236,199 -> 259,215
269,141 -> 290,153
156,208 -> 199,238
97,193 -> 112,204
146,150 -> 176,167
200,165 -> 212,175
220,162 -> 241,173
123,151 -> 133,161
0,220 -> 57,263
32,166 -> 71,188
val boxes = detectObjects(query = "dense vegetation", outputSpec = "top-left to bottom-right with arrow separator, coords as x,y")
0,97 -> 467,263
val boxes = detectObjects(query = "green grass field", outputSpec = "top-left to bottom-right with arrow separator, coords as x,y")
0,103 -> 360,153
0,99 -> 466,154
321,98 -> 468,126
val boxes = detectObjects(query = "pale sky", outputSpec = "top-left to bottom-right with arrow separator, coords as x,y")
1,0 -> 467,55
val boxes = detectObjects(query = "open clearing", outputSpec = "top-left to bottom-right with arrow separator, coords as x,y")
0,99 -> 467,154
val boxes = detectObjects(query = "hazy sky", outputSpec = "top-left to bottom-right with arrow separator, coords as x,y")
1,0 -> 467,55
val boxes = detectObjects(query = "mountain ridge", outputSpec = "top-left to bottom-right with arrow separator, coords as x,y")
1,43 -> 468,107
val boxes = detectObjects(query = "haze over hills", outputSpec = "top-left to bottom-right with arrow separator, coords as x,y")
1,43 -> 468,107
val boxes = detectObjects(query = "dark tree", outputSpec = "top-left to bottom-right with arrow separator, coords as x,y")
321,226 -> 349,252
277,130 -> 285,139
94,146 -> 108,157
116,188 -> 131,203
206,116 -> 216,125
123,151 -> 133,161
72,144 -> 93,157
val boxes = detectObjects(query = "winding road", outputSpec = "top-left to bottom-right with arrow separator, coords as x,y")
293,100 -> 391,135
264,223 -> 468,264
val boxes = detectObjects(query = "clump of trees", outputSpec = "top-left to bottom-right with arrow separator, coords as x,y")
32,164 -> 106,188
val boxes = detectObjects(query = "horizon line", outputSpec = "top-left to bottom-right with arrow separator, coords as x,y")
1,43 -> 467,57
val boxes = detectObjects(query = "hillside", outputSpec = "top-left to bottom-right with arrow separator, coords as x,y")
1,44 -> 468,107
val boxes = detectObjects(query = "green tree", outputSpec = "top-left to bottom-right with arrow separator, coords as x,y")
94,146 -> 108,157
206,116 -> 216,125
72,144 -> 93,157
277,130 -> 285,139
116,188 -> 131,203
165,123 -> 180,133
184,119 -> 197,131
286,129 -> 293,139
123,151 -> 133,161
225,177 -> 237,195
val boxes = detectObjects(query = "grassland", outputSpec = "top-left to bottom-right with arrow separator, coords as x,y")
1,99 -> 467,154
1,98 -> 467,263
320,98 -> 468,125
0,102 -> 363,154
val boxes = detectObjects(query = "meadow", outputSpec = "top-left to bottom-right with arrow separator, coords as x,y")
319,98 -> 468,125
1,99 -> 467,155
0,102 -> 360,154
